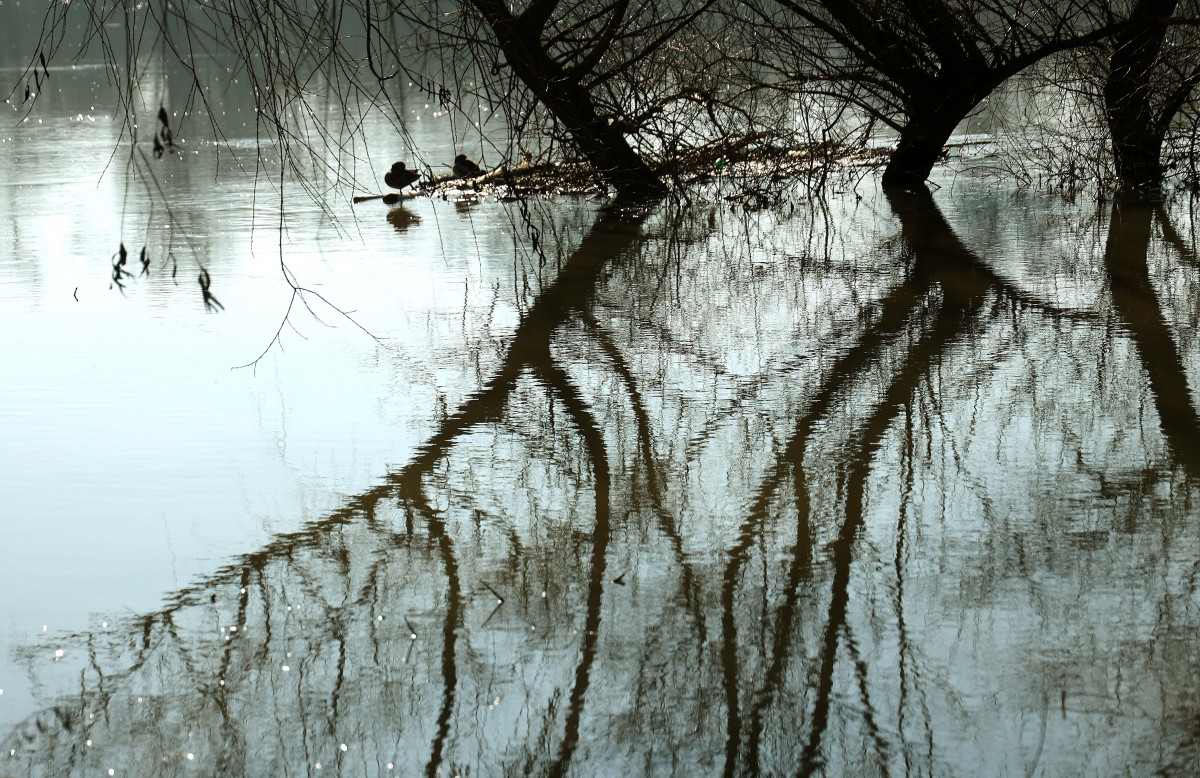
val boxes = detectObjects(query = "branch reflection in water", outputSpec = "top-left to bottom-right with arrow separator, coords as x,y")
5,187 -> 1200,776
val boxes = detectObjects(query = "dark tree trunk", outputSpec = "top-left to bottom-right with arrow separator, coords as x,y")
1105,0 -> 1178,199
469,0 -> 666,201
881,114 -> 958,188
528,73 -> 667,201
801,0 -> 1141,190
1111,132 -> 1170,196
881,95 -> 977,188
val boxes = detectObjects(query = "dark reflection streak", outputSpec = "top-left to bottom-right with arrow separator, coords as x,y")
401,493 -> 462,778
209,625 -> 234,756
725,221 -> 938,777
896,420 -> 914,774
1104,200 -> 1200,478
730,191 -> 970,775
894,403 -> 925,777
723,245 -> 933,777
798,187 -> 995,776
159,608 -> 217,759
381,211 -> 646,775
227,568 -> 256,771
332,618 -> 349,754
532,360 -> 611,778
843,624 -> 889,771
84,632 -> 108,730
720,539 -> 747,776
72,635 -> 103,773
133,616 -> 153,675
396,212 -> 648,494
799,291 -> 984,776
743,436 -> 814,777
257,569 -> 273,666
398,363 -> 525,492
364,556 -> 387,667
580,311 -> 707,638
160,614 -> 191,678
1155,203 -> 1200,270
388,210 -> 646,776
1024,692 -> 1049,778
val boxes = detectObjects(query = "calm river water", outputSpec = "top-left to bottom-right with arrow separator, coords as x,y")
3,48 -> 1200,778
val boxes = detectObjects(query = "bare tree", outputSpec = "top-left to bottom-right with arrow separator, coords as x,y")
983,0 -> 1200,196
394,0 -> 693,198
759,0 -> 1149,187
19,0 -> 829,201
1104,0 -> 1200,197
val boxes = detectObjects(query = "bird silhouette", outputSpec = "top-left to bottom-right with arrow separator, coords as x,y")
384,161 -> 420,191
452,154 -> 483,177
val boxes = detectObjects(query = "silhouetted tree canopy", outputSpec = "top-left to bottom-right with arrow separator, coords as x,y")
13,0 -> 1200,197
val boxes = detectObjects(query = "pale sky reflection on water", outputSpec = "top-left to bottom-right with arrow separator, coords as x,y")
3,37 -> 1200,778
0,63 -> 530,734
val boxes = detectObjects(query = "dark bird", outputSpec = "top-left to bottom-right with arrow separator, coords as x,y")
384,161 -> 420,191
452,154 -> 483,178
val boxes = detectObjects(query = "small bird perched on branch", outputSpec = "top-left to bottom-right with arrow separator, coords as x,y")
452,154 -> 483,177
384,161 -> 420,191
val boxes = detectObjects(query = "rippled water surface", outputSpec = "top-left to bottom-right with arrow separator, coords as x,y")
3,55 -> 1200,778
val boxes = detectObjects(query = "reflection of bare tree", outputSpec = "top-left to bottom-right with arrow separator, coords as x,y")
1104,198 -> 1200,477
8,190 -> 1200,777
799,189 -> 1000,777
722,187 -> 1200,775
721,188 -> 999,775
380,203 -> 671,777
4,201 -> 703,777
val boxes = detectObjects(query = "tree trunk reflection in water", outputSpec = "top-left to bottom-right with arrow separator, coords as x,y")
6,190 -> 1200,776
725,186 -> 1099,776
1103,199 -> 1200,477
387,203 -> 663,778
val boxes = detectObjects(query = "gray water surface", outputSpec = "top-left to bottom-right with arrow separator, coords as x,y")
3,61 -> 1200,777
